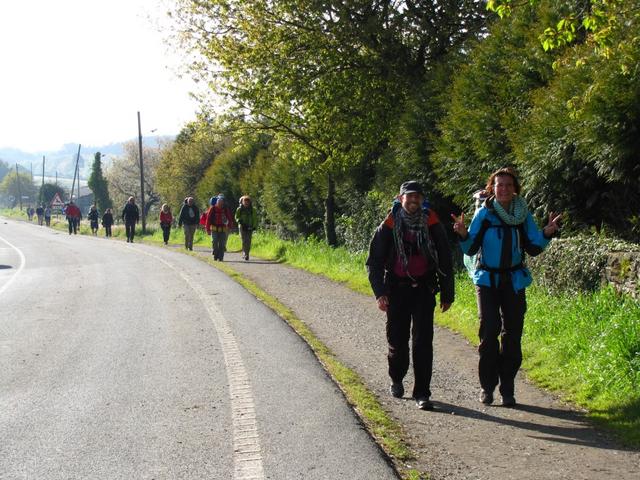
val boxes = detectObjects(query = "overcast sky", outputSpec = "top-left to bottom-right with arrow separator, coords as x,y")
0,0 -> 199,153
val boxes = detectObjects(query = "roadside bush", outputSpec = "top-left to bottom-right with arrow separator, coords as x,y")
335,190 -> 388,253
528,234 -> 640,295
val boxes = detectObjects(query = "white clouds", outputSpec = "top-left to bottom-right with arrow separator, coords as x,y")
0,0 -> 198,152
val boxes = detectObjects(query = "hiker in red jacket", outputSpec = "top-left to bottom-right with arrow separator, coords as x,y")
205,194 -> 234,261
65,201 -> 81,235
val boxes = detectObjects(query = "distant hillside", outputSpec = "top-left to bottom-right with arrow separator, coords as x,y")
0,136 -> 170,179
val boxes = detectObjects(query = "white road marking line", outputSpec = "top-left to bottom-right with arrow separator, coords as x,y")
135,247 -> 266,480
0,234 -> 26,296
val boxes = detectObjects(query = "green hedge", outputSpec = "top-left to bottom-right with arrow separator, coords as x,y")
528,234 -> 640,295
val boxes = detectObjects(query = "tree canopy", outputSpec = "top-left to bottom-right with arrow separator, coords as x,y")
156,0 -> 640,245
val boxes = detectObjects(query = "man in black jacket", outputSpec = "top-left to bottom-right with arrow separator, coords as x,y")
177,196 -> 200,251
366,181 -> 454,410
121,196 -> 139,243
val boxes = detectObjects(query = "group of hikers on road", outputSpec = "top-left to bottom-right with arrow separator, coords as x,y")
366,168 -> 560,411
173,193 -> 258,261
59,192 -> 259,260
25,204 -> 52,226
43,166 -> 561,414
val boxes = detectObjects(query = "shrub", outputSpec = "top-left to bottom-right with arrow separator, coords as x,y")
528,234 -> 640,295
335,190 -> 389,253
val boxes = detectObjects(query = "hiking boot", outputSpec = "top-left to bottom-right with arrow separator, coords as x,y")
479,389 -> 494,405
502,395 -> 516,407
390,382 -> 404,398
415,396 -> 434,411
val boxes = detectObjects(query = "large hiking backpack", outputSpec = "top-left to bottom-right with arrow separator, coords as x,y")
463,190 -> 488,278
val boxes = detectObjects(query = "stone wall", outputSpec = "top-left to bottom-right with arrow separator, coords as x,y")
604,252 -> 640,299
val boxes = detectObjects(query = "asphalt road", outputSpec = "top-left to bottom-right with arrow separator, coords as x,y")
0,218 -> 397,480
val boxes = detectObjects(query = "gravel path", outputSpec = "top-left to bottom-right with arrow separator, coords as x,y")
194,247 -> 639,479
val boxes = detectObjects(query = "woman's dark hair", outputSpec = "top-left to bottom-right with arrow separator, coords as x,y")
485,167 -> 521,195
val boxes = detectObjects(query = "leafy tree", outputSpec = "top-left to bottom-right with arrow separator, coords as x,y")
105,141 -> 161,217
487,0 -> 631,54
513,15 -> 640,237
156,121 -> 228,210
0,171 -> 37,207
261,143 -> 325,239
87,152 -> 112,212
195,135 -> 270,208
169,0 -> 488,244
433,4 -> 556,208
0,159 -> 9,182
39,183 -> 67,205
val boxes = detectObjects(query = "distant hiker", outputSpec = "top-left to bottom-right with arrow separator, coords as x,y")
452,167 -> 561,407
87,205 -> 100,235
102,208 -> 114,237
159,203 -> 173,245
44,206 -> 51,226
121,196 -> 140,243
26,205 -> 34,221
35,205 -> 45,226
235,195 -> 258,261
205,194 -> 234,261
366,181 -> 454,411
65,201 -> 81,235
177,196 -> 200,251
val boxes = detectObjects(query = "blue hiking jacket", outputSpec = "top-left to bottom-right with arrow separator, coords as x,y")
459,201 -> 550,292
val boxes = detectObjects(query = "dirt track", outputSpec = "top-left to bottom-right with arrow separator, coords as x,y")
197,247 -> 639,479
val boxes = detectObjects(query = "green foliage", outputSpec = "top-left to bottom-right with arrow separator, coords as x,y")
0,159 -> 9,182
0,171 -> 37,206
87,152 -> 112,212
335,190 -> 388,253
195,136 -> 268,208
39,183 -> 67,205
433,3 -> 555,207
514,14 -> 640,237
261,147 -> 325,239
488,0 -> 630,55
528,234 -> 640,295
156,121 -> 228,210
524,285 -> 640,443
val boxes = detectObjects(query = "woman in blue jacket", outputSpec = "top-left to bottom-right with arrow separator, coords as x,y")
452,167 -> 561,407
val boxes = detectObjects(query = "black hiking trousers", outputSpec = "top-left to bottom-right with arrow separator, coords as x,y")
386,279 -> 436,399
476,284 -> 527,397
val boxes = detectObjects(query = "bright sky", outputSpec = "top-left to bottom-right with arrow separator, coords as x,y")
0,0 -> 200,153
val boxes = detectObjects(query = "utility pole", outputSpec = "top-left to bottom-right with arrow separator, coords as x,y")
70,144 -> 81,202
137,111 -> 147,233
40,156 -> 45,204
15,163 -> 22,210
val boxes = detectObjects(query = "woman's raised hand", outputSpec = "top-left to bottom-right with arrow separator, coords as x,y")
451,212 -> 468,239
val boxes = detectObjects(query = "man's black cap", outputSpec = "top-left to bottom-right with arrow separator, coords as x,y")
399,180 -> 425,196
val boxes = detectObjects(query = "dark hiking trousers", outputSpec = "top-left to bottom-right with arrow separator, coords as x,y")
161,224 -> 171,243
125,222 -> 136,242
476,284 -> 527,397
386,280 -> 436,399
